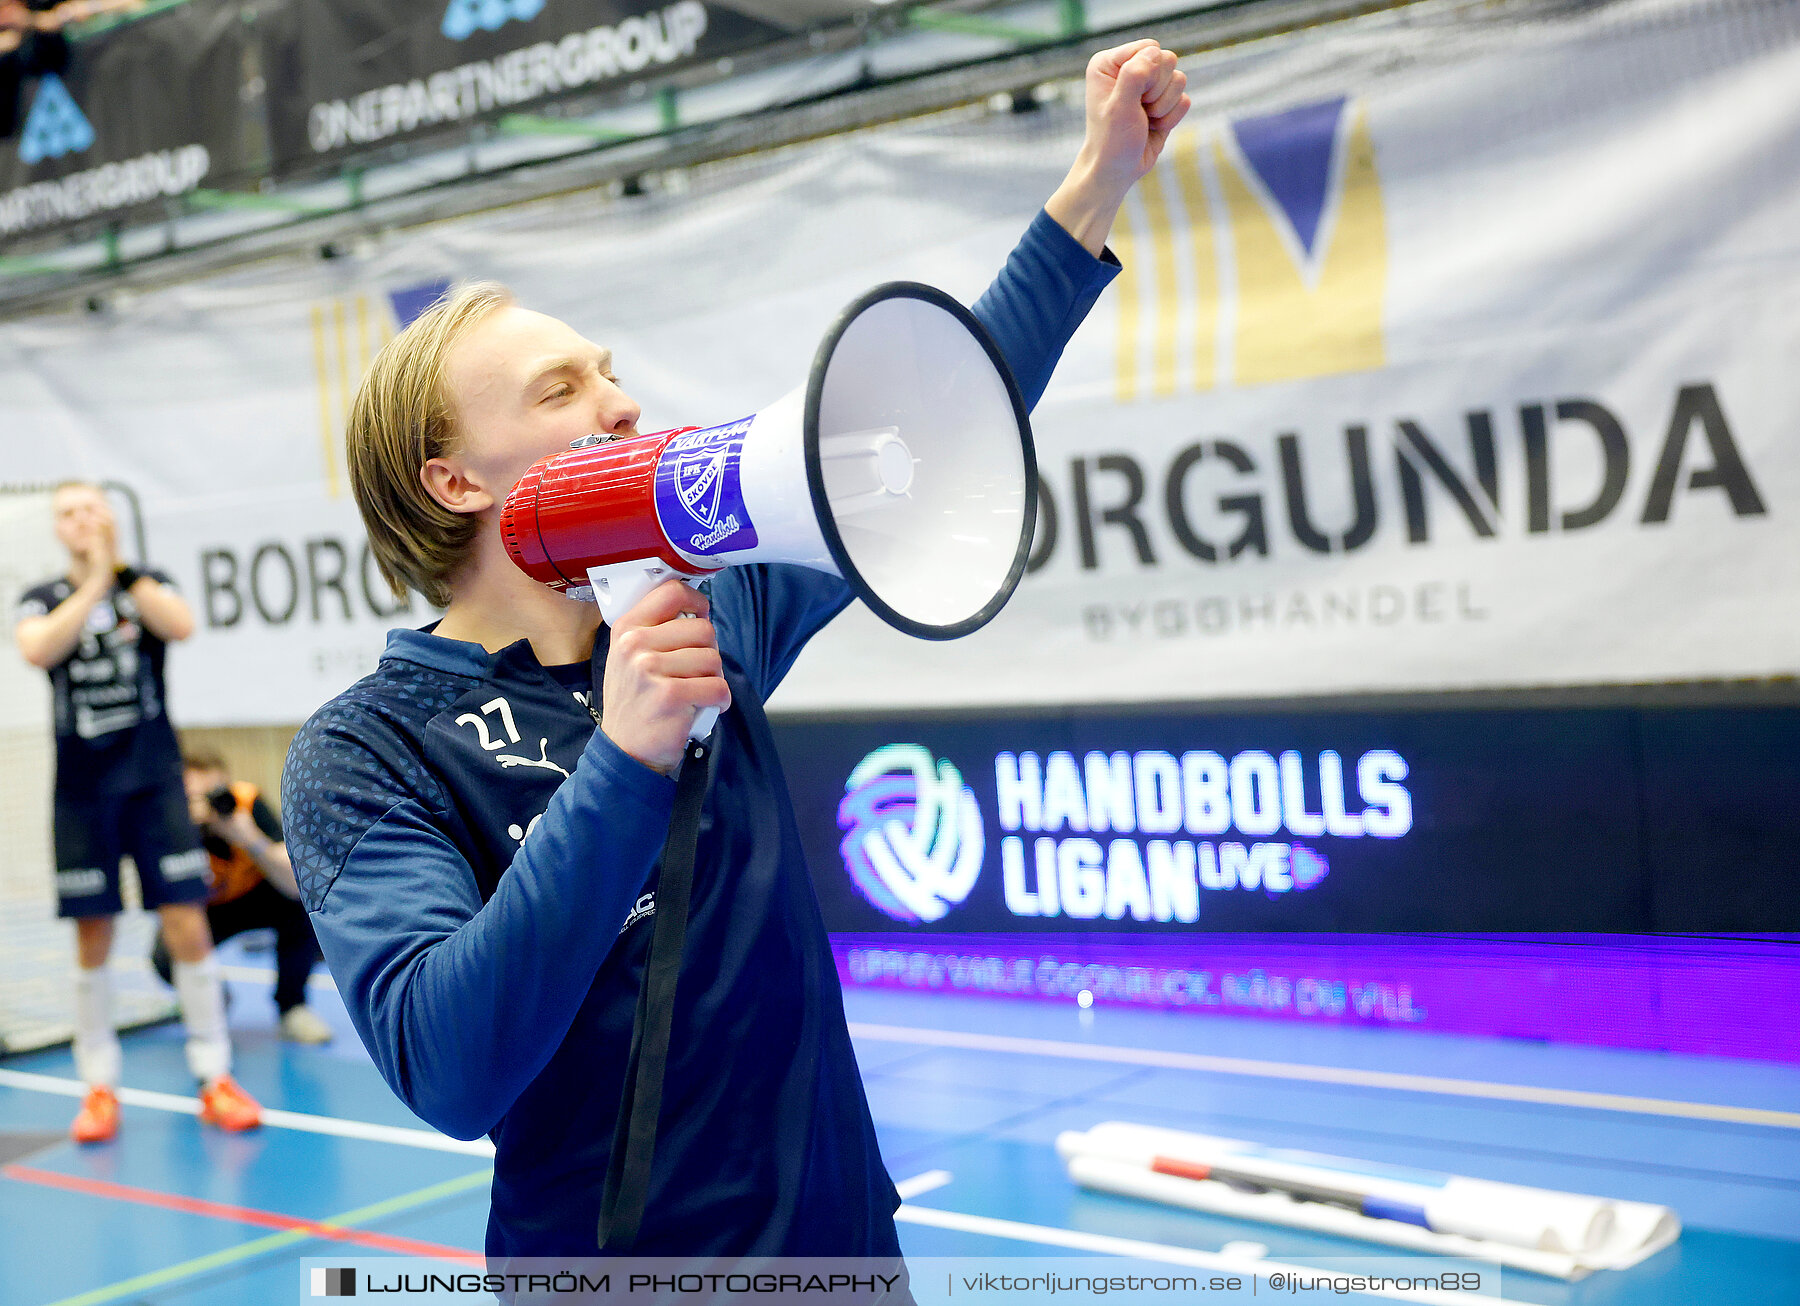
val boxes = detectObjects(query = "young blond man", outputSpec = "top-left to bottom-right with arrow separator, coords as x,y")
15,482 -> 261,1142
284,42 -> 1187,1264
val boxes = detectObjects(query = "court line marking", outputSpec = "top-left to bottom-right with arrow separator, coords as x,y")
848,1022 -> 1800,1130
31,1170 -> 489,1306
893,1204 -> 1483,1304
3,1163 -> 479,1257
0,1067 -> 496,1156
894,1169 -> 953,1199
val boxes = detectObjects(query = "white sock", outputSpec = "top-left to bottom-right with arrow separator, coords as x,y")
172,954 -> 232,1083
73,966 -> 122,1089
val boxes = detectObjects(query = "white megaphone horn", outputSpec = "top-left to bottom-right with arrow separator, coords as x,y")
501,282 -> 1038,737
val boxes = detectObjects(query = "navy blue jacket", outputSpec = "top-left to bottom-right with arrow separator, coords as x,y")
282,210 -> 1118,1257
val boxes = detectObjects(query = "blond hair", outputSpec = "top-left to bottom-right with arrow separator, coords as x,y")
348,281 -> 515,609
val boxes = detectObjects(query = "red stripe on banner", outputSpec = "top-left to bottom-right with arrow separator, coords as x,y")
1150,1155 -> 1213,1182
0,1163 -> 481,1261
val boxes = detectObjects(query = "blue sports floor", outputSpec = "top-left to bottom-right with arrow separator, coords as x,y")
1,935 -> 1796,1306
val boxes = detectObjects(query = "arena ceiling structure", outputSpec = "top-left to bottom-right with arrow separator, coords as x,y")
0,0 -> 1407,316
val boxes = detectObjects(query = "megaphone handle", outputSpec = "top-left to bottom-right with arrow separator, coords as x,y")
586,561 -> 721,742
587,560 -> 676,627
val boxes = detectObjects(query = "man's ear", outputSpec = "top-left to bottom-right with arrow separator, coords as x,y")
421,458 -> 495,516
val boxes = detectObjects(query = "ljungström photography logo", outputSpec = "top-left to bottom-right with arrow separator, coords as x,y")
312,1266 -> 356,1296
838,744 -> 984,923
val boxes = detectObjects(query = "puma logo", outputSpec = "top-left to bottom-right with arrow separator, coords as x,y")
496,739 -> 570,779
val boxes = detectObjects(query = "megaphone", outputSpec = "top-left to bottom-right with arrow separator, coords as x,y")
501,281 -> 1037,735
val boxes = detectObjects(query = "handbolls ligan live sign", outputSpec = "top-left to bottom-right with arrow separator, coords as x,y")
783,699 -> 1800,934
784,711 -> 1638,934
824,734 -> 1409,931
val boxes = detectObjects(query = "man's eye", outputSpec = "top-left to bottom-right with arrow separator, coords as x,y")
544,384 -> 573,401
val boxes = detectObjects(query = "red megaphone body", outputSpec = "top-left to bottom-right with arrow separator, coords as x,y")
500,427 -> 725,597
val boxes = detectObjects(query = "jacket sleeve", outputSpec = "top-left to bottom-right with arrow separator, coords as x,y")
719,208 -> 1120,699
972,207 -> 1121,410
711,563 -> 854,704
283,706 -> 676,1140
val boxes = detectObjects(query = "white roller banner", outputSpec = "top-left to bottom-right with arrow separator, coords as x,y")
2,0 -> 1796,724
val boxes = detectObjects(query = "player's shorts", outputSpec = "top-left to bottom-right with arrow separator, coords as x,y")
52,777 -> 210,918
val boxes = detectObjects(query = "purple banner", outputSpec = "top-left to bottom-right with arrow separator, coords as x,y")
832,932 -> 1800,1063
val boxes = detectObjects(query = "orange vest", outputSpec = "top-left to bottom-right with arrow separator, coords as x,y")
207,780 -> 264,905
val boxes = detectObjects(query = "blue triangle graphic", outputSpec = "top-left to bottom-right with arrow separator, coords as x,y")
387,278 -> 454,327
19,75 -> 96,166
1230,97 -> 1347,261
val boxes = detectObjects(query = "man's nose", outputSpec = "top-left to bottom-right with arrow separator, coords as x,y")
596,392 -> 641,436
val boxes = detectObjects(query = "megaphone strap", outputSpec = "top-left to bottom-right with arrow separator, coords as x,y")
596,735 -> 712,1250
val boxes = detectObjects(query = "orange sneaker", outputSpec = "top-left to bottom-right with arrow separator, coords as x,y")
70,1087 -> 119,1144
197,1075 -> 262,1132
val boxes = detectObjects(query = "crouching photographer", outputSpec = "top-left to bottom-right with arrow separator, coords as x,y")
152,747 -> 333,1044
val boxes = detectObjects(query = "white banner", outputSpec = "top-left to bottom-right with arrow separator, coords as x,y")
2,0 -> 1796,723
